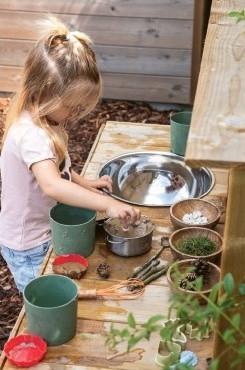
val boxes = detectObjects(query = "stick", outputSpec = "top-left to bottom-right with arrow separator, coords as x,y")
137,259 -> 160,279
127,245 -> 167,279
142,265 -> 169,285
140,265 -> 165,281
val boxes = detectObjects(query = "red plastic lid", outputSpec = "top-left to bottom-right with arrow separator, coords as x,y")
4,334 -> 47,367
52,253 -> 88,267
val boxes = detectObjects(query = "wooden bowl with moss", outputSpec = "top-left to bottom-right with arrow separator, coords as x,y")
167,259 -> 221,305
169,227 -> 223,264
170,198 -> 221,230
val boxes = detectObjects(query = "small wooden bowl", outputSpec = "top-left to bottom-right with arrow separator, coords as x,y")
167,259 -> 221,305
169,227 -> 223,264
170,198 -> 221,230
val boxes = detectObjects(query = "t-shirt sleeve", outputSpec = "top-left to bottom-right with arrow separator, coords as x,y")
20,127 -> 56,169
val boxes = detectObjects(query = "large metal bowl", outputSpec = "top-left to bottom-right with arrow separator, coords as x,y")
99,152 -> 215,207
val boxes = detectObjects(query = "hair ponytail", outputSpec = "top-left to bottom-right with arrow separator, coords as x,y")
4,15 -> 102,167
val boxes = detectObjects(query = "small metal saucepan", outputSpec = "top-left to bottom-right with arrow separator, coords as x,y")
103,216 -> 154,257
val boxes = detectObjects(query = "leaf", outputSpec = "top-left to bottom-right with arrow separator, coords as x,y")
120,329 -> 130,338
127,334 -> 145,350
223,273 -> 234,294
175,364 -> 193,370
238,283 -> 245,295
231,358 -> 242,368
146,314 -> 165,325
209,282 -> 220,302
210,358 -> 219,370
231,313 -> 240,328
237,344 -> 245,355
127,313 -> 136,328
236,17 -> 245,23
160,326 -> 172,342
228,11 -> 243,17
110,326 -> 121,336
222,328 -> 236,345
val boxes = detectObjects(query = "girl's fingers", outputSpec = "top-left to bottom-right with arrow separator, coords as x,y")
101,175 -> 113,184
99,175 -> 113,192
120,207 -> 141,228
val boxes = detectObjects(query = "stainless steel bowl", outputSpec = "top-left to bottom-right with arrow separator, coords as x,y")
99,152 -> 215,207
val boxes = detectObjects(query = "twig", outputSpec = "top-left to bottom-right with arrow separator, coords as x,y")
127,245 -> 167,279
142,265 -> 169,285
140,265 -> 165,281
137,260 -> 160,279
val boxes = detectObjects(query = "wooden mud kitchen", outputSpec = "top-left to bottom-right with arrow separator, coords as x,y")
1,0 -> 244,369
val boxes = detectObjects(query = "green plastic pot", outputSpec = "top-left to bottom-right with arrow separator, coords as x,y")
23,274 -> 78,346
50,204 -> 96,257
170,111 -> 192,156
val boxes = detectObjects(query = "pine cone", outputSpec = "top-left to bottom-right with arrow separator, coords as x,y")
178,278 -> 187,289
186,272 -> 197,282
97,263 -> 110,279
193,259 -> 210,276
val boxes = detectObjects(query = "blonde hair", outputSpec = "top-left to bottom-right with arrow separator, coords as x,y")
4,16 -> 102,166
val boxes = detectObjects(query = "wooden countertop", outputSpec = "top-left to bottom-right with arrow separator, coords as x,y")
0,121 -> 228,370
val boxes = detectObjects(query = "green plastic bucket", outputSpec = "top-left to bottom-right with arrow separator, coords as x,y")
23,274 -> 78,346
50,204 -> 96,257
170,111 -> 192,156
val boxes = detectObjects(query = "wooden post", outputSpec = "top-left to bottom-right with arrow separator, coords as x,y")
190,0 -> 212,103
185,0 -> 245,367
213,169 -> 245,369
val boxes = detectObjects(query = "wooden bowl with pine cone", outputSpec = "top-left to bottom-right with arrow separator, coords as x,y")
167,259 -> 221,305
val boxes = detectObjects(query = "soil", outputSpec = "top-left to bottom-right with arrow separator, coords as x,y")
0,97 -> 177,354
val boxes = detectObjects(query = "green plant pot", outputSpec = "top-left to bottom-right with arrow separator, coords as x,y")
23,274 -> 78,346
50,203 -> 96,257
170,111 -> 192,156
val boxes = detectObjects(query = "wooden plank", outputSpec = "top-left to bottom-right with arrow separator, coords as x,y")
2,319 -> 212,370
0,66 -> 191,104
0,39 -> 192,77
0,0 -> 195,19
185,0 -> 245,169
213,169 -> 245,368
102,73 -> 191,104
0,11 -> 193,49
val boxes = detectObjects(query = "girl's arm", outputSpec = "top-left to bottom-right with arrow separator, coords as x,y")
32,159 -> 140,226
71,169 -> 112,193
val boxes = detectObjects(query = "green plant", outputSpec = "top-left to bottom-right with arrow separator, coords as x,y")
228,10 -> 245,23
176,236 -> 217,256
105,273 -> 245,369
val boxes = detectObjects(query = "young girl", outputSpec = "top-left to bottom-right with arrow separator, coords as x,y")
0,16 -> 140,293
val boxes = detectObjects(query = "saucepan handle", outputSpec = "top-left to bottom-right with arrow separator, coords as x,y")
106,236 -> 128,245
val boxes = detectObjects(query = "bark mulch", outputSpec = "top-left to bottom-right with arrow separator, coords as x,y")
0,97 -> 177,354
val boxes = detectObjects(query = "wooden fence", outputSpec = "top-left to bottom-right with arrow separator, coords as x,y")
0,0 -> 195,103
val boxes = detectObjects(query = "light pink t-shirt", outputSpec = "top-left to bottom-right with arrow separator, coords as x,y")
0,111 -> 71,251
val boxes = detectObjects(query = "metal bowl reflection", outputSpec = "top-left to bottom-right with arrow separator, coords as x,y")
99,152 -> 215,207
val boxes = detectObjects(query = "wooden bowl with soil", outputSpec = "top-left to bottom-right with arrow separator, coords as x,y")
167,259 -> 221,305
170,198 -> 221,230
169,227 -> 223,264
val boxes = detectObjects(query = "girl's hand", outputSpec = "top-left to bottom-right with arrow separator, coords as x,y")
92,175 -> 113,193
105,200 -> 141,229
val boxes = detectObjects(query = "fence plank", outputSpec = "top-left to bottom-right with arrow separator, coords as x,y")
0,66 -> 191,103
0,40 -> 192,77
0,0 -> 195,19
0,10 -> 193,49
